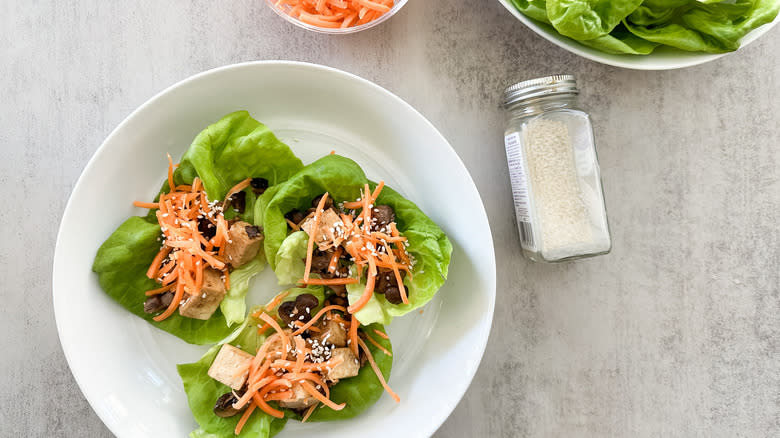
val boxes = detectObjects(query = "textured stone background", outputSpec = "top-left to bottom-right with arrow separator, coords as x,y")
2,0 -> 779,436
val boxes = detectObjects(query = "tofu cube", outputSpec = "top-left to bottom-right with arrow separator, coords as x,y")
207,344 -> 253,390
326,348 -> 360,381
278,382 -> 318,409
225,221 -> 263,268
179,268 -> 226,320
312,319 -> 347,347
301,208 -> 344,251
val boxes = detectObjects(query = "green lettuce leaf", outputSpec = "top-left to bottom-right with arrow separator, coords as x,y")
625,0 -> 780,53
174,111 -> 304,201
547,0 -> 645,40
93,217 -> 234,344
579,24 -> 661,54
220,252 -> 267,326
508,0 -> 780,54
274,231 -> 309,285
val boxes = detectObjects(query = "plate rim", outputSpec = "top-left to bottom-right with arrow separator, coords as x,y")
52,60 -> 497,437
495,0 -> 780,70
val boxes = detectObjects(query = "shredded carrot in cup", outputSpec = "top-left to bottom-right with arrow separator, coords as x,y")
274,0 -> 395,29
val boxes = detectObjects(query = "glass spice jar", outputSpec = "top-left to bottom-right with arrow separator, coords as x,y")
502,74 -> 611,262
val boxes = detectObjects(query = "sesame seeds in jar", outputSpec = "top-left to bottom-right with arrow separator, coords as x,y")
502,75 -> 611,262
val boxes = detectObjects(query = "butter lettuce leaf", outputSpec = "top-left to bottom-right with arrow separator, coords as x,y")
92,217 -> 234,344
220,252 -> 266,327
265,155 -> 452,325
175,111 -> 303,201
507,0 -> 780,54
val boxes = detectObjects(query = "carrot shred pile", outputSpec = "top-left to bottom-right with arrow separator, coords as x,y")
274,0 -> 394,29
133,156 -> 249,322
233,306 -> 398,434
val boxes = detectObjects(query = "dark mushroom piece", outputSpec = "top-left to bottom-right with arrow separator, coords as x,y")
143,291 -> 174,314
309,249 -> 332,272
295,293 -> 319,313
311,194 -> 334,210
384,286 -> 403,304
198,218 -> 217,240
371,205 -> 395,231
214,392 -> 243,418
250,177 -> 269,194
228,191 -> 246,213
285,209 -> 307,226
278,301 -> 298,326
326,295 -> 348,308
244,225 -> 262,239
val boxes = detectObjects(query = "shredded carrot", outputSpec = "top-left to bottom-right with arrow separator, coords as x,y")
373,328 -> 389,339
292,305 -> 347,336
153,281 -> 184,322
275,0 -> 395,29
347,266 -> 375,314
365,334 -> 392,356
303,193 -> 330,282
286,218 -> 301,230
358,338 -> 400,402
257,322 -> 271,335
234,401 -> 256,435
263,290 -> 290,313
327,246 -> 343,273
300,381 -> 346,410
146,246 -> 172,279
259,312 -> 290,356
133,201 -> 160,209
301,403 -> 318,422
144,283 -> 175,296
348,316 -> 360,357
221,178 -> 252,211
297,277 -> 358,286
253,391 -> 285,418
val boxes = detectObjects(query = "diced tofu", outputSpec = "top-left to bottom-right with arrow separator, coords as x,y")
179,268 -> 226,320
225,221 -> 263,268
325,348 -> 360,381
311,319 -> 347,347
301,208 -> 344,251
278,382 -> 318,409
207,344 -> 253,390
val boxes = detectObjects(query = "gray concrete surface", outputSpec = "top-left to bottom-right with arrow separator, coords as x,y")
2,0 -> 779,436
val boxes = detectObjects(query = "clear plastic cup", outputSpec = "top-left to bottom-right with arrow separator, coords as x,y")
265,0 -> 409,34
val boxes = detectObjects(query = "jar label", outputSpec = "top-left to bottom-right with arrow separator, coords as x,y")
504,132 -> 536,250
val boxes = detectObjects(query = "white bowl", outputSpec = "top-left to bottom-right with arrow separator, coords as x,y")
497,0 -> 780,70
265,0 -> 409,34
53,61 -> 496,438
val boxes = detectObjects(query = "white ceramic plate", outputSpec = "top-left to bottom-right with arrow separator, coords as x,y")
53,61 -> 496,438
497,0 -> 780,70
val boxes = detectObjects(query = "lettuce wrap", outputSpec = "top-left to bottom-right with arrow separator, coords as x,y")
177,289 -> 393,437
262,154 -> 452,326
93,111 -> 304,344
